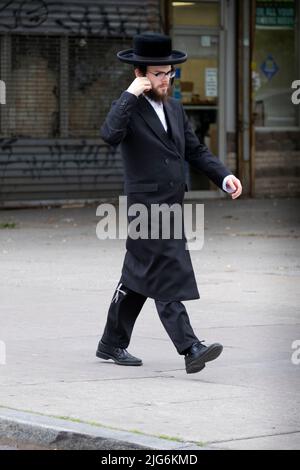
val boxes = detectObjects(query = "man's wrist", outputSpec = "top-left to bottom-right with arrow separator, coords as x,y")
126,87 -> 138,97
222,174 -> 235,193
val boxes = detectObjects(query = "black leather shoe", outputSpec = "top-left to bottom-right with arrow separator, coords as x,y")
96,340 -> 142,366
185,341 -> 223,374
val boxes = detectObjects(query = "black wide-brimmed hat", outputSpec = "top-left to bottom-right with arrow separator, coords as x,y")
117,32 -> 187,65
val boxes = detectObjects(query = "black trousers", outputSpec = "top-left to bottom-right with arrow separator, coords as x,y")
101,280 -> 199,355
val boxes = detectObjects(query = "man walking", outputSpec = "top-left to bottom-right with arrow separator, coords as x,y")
96,33 -> 242,374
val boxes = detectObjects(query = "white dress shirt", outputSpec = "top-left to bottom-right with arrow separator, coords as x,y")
143,94 -> 168,132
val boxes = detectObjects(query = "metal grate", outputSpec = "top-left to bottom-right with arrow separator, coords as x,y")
0,0 -> 162,205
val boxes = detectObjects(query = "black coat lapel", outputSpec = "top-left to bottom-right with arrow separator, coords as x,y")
136,96 -> 182,158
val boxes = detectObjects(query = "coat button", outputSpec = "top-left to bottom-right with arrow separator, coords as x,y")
164,158 -> 169,165
169,181 -> 174,187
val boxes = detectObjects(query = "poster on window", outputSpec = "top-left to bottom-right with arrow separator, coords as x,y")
256,1 -> 295,28
205,68 -> 218,98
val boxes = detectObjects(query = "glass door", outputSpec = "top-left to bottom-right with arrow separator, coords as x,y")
171,0 -> 224,193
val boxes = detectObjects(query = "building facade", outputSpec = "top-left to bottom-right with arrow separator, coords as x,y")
0,0 -> 299,207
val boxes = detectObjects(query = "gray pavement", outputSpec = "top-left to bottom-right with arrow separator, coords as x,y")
0,437 -> 49,450
0,197 -> 299,450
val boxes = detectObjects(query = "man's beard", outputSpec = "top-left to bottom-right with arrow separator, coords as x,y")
144,84 -> 169,103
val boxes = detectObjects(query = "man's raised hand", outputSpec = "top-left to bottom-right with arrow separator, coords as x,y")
127,77 -> 152,97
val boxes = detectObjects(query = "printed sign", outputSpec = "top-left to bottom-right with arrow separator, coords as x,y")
260,55 -> 279,81
205,68 -> 218,97
256,1 -> 295,28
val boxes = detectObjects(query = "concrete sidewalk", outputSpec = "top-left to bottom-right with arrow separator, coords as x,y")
0,198 -> 299,450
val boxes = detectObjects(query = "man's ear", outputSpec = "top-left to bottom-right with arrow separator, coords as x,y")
134,68 -> 143,78
135,66 -> 148,77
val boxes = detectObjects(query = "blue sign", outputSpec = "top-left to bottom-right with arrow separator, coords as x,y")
260,55 -> 279,81
175,67 -> 181,79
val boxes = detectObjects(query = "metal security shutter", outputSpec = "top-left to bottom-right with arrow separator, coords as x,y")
0,138 -> 123,204
0,0 -> 162,207
0,0 -> 161,36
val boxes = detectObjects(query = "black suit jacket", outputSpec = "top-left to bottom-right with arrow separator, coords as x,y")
101,91 -> 231,194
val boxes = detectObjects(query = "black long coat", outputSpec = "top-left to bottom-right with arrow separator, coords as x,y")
100,91 -> 231,301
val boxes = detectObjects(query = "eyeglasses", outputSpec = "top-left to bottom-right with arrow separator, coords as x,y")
147,70 -> 176,80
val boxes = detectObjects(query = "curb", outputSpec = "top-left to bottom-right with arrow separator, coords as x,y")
0,407 -> 204,450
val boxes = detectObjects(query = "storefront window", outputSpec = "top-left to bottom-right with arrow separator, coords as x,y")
253,0 -> 299,128
172,35 -> 218,106
172,1 -> 219,27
